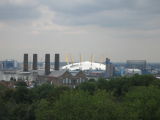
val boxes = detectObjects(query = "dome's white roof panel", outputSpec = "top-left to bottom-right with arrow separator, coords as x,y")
62,61 -> 105,71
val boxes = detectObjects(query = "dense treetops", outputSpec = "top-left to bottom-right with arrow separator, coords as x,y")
0,74 -> 160,120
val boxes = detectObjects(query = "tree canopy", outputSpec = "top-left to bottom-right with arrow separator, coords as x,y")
0,74 -> 160,120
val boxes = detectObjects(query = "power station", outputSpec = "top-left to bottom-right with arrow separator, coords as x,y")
0,53 -> 115,88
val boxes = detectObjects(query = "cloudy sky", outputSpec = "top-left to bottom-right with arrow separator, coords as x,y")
0,0 -> 160,62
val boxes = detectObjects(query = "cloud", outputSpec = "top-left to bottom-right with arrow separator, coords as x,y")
0,0 -> 160,62
34,0 -> 160,30
0,0 -> 160,29
31,5 -> 71,34
0,0 -> 37,5
0,0 -> 40,21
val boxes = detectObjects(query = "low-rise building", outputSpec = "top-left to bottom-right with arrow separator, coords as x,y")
125,68 -> 142,76
0,80 -> 15,88
37,70 -> 88,88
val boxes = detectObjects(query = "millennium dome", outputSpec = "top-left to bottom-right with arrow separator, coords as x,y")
62,61 -> 105,71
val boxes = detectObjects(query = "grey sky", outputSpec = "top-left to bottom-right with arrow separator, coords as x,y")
0,0 -> 160,62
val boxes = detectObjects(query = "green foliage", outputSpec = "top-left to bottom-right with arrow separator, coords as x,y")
0,74 -> 160,120
15,81 -> 27,87
10,103 -> 35,120
129,74 -> 155,86
77,81 -> 97,94
124,86 -> 160,120
91,90 -> 123,120
13,87 -> 32,104
53,90 -> 92,120
46,86 -> 70,102
35,99 -> 54,120
0,84 -> 7,91
88,79 -> 96,82
31,83 -> 55,100
97,78 -> 109,90
52,90 -> 123,120
0,97 -> 9,120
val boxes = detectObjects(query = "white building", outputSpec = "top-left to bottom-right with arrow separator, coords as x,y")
62,61 -> 105,71
125,69 -> 142,76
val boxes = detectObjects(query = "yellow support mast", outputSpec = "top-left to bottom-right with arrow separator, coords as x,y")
65,54 -> 69,65
90,54 -> 94,69
100,56 -> 105,66
70,54 -> 74,65
80,54 -> 82,65
79,54 -> 83,70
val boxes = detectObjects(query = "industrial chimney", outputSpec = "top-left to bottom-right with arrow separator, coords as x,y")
54,53 -> 60,70
23,54 -> 28,72
45,54 -> 50,75
33,54 -> 38,70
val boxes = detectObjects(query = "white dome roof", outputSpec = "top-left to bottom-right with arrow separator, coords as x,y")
126,69 -> 142,74
62,61 -> 105,71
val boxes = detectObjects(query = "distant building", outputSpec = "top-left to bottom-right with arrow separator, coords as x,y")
114,67 -> 125,77
126,60 -> 146,71
18,71 -> 32,81
105,58 -> 115,78
37,70 -> 88,88
0,61 -> 3,70
2,60 -> 18,70
62,60 -> 106,79
0,81 -> 15,88
62,61 -> 105,71
125,68 -> 142,76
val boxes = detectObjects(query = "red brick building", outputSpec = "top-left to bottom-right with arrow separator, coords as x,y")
37,70 -> 88,88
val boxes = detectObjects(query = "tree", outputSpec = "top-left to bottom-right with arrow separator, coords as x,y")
35,99 -> 54,120
52,90 -> 125,120
15,81 -> 27,87
97,78 -> 109,90
31,83 -> 54,100
0,97 -> 9,120
13,86 -> 32,104
124,86 -> 160,120
10,103 -> 35,120
77,82 -> 97,94
91,90 -> 124,120
53,90 -> 93,120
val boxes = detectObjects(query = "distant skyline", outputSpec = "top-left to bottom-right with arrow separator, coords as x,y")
0,0 -> 160,62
